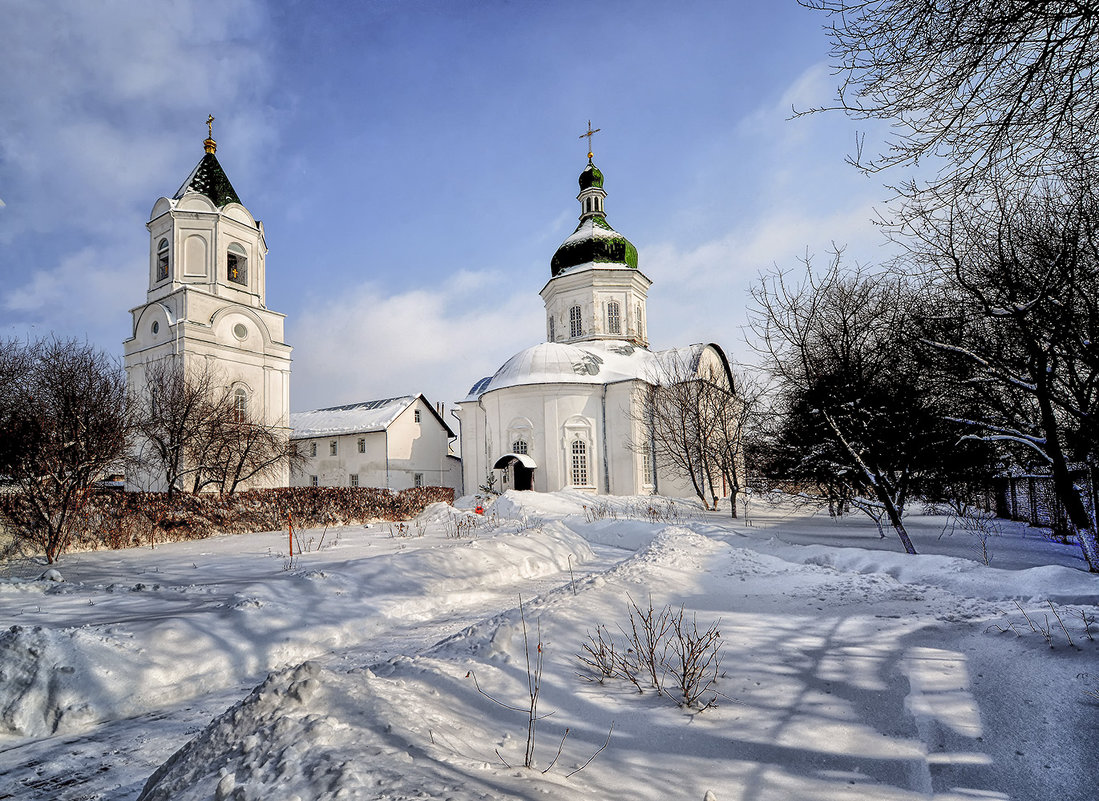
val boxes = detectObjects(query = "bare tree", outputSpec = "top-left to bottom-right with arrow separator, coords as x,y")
905,174 -> 1099,570
750,251 -> 991,553
801,1 -> 1099,190
700,365 -> 762,518
132,359 -> 296,496
132,360 -> 227,497
0,338 -> 34,479
634,349 -> 746,512
200,411 -> 299,495
0,338 -> 132,563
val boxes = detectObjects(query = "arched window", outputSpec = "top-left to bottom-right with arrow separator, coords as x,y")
156,238 -> 169,281
569,305 -> 583,338
635,303 -> 644,338
227,243 -> 247,286
512,439 -> 528,455
548,315 -> 555,342
570,439 -> 588,486
233,388 -> 248,423
606,301 -> 621,334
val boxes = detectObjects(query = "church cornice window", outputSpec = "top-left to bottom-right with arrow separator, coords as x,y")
156,238 -> 170,282
569,305 -> 583,338
607,301 -> 621,334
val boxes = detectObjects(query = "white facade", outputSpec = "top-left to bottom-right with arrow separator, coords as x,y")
123,135 -> 292,490
290,395 -> 460,492
459,341 -> 730,497
458,157 -> 733,498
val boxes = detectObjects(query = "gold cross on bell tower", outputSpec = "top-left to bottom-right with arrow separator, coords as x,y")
204,114 -> 217,154
579,120 -> 601,160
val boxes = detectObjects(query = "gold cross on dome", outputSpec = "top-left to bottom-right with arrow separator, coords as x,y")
579,120 -> 601,159
207,114 -> 215,138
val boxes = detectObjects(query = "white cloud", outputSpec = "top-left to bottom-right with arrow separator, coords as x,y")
643,198 -> 900,365
0,0 -> 274,353
289,270 -> 544,412
737,61 -> 835,141
0,240 -> 143,348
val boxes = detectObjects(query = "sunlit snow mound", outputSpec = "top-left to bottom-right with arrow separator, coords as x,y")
0,625 -> 109,738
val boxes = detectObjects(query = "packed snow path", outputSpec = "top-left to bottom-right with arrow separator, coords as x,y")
1,492 -> 1096,800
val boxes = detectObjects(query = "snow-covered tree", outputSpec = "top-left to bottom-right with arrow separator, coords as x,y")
750,252 -> 993,552
907,174 -> 1099,570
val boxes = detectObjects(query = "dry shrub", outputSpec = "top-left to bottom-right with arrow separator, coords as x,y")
0,486 -> 454,555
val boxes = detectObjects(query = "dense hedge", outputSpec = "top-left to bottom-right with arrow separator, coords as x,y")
1,486 -> 455,554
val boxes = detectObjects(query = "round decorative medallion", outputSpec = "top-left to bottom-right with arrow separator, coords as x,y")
233,323 -> 248,340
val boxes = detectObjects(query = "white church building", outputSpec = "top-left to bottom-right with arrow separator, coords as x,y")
123,124 -> 293,490
457,153 -> 733,497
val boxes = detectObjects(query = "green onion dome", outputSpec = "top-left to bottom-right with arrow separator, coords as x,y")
551,217 -> 639,276
579,161 -> 604,190
551,160 -> 638,277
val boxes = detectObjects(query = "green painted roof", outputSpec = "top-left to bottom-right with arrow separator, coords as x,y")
173,152 -> 242,207
579,160 -> 604,190
551,215 -> 639,275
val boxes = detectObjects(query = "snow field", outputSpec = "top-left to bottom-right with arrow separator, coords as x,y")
2,490 -> 1097,800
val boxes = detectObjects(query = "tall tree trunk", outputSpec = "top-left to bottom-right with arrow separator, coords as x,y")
1036,379 -> 1099,571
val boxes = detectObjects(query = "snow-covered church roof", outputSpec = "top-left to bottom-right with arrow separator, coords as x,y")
291,395 -> 454,439
463,341 -> 719,401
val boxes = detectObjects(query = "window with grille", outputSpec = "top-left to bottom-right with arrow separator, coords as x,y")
310,475 -> 318,487
358,438 -> 365,453
414,473 -> 424,488
414,409 -> 421,423
571,439 -> 588,486
607,301 -> 621,334
310,441 -> 317,457
350,474 -> 358,487
512,439 -> 528,455
330,441 -> 337,456
548,315 -> 555,341
232,388 -> 248,423
570,305 -> 583,338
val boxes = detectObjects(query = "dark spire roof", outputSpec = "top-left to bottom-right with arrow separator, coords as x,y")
173,151 -> 242,208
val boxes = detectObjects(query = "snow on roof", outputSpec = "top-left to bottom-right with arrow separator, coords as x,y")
290,395 -> 416,439
463,340 -> 709,400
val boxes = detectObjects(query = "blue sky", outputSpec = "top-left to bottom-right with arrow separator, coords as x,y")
0,0 -> 899,412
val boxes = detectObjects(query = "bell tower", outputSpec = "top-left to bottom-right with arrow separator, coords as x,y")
123,119 -> 293,490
